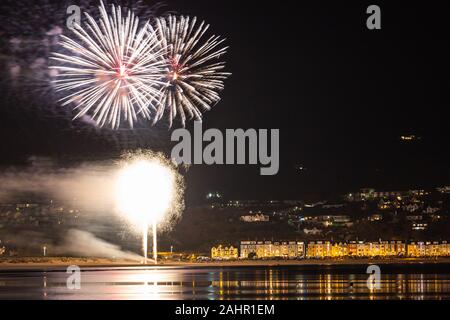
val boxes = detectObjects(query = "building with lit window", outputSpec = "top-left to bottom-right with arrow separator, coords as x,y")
388,241 -> 406,256
240,241 -> 257,258
425,242 -> 440,256
211,245 -> 238,260
239,240 -> 305,259
407,242 -> 427,257
306,241 -> 332,258
331,242 -> 348,257
407,241 -> 450,257
239,214 -> 270,222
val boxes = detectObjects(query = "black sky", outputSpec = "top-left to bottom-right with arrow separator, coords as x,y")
0,0 -> 449,204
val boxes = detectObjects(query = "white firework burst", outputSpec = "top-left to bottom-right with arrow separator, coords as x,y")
154,15 -> 231,127
50,1 -> 166,129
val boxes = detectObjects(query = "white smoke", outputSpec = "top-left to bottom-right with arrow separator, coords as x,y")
53,229 -> 141,260
0,156 -> 116,210
1,229 -> 141,261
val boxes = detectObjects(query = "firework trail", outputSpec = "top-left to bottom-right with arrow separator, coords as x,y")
51,1 -> 167,129
154,15 -> 231,127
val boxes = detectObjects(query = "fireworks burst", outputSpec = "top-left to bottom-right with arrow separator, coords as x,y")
0,0 -> 164,92
47,1 -> 230,129
154,15 -> 231,127
51,1 -> 166,129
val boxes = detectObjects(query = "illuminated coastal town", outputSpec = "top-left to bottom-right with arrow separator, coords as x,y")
1,185 -> 449,263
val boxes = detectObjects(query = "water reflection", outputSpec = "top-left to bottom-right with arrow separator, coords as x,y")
0,266 -> 448,299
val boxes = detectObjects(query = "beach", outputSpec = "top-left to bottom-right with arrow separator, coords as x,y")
1,256 -> 450,269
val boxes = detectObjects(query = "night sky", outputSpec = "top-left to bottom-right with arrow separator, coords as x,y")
0,0 -> 449,204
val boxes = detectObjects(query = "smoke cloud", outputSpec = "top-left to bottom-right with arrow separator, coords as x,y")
0,156 -> 117,210
1,229 -> 141,260
53,229 -> 141,260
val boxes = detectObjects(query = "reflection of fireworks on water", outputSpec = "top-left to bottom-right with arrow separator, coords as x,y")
51,1 -> 167,129
154,15 -> 231,127
115,150 -> 184,263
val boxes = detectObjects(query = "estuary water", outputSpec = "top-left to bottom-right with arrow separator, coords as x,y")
0,263 -> 448,299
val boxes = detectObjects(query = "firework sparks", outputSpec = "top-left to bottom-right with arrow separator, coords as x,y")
0,0 -> 164,93
154,15 -> 231,127
115,150 -> 184,264
50,1 -> 166,129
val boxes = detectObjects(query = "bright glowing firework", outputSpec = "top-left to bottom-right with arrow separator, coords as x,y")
50,1 -> 166,129
115,152 -> 184,264
154,15 -> 231,127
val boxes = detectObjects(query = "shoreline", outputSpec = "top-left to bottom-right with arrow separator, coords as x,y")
1,257 -> 450,270
168,257 -> 450,267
